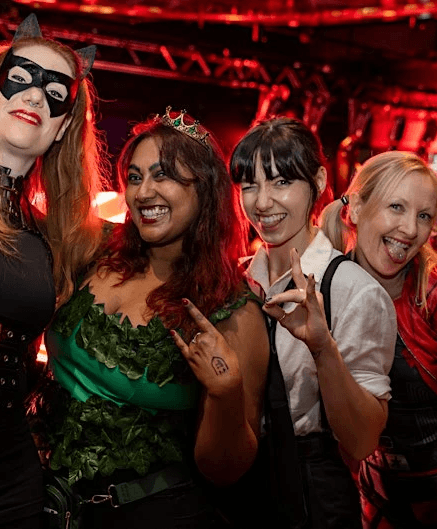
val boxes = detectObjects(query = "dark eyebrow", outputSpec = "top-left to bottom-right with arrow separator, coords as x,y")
149,162 -> 161,172
128,164 -> 142,174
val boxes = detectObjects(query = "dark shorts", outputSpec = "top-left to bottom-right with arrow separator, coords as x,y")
296,433 -> 362,529
217,432 -> 362,529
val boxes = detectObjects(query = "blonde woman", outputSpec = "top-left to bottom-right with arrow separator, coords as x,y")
322,150 -> 437,528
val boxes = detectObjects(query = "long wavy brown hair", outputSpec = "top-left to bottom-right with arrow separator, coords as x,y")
0,37 -> 109,305
99,114 -> 248,334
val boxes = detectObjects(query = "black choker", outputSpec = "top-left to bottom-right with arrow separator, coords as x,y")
0,165 -> 26,229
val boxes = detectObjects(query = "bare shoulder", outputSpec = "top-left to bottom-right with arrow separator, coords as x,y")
216,299 -> 269,369
80,264 -> 117,291
216,298 -> 267,340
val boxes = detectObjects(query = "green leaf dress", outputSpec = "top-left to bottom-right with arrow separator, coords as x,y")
46,285 -> 251,486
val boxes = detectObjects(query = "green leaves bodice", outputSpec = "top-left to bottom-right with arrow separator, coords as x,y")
46,285 -> 251,484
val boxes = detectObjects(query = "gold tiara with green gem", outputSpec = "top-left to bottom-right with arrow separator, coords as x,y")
160,106 -> 210,147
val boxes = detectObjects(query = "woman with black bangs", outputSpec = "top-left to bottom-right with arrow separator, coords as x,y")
229,116 -> 397,528
44,109 -> 269,528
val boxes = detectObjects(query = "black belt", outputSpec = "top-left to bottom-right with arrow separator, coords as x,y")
84,463 -> 193,508
296,432 -> 338,459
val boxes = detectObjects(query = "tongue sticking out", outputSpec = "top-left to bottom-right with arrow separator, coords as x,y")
386,240 -> 407,263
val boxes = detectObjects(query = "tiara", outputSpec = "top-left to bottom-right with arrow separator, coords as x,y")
160,106 -> 210,147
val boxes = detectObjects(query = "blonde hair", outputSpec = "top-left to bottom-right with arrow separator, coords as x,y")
0,38 -> 109,305
321,150 -> 437,308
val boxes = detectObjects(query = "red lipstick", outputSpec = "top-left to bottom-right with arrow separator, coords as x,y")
10,109 -> 42,126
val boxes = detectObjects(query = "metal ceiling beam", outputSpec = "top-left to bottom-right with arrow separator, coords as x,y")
0,15 -> 329,91
11,0 -> 437,27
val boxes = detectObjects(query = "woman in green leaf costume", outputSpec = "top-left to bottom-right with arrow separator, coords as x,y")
44,109 -> 269,528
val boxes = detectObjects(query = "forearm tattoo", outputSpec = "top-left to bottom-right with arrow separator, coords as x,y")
212,356 -> 229,375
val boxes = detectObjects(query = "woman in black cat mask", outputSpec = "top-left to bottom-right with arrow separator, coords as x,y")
0,14 -> 107,528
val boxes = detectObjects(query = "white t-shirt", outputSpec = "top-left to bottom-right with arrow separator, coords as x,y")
245,230 -> 397,436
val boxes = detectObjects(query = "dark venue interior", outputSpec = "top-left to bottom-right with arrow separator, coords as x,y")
2,6 -> 437,527
5,0 -> 437,200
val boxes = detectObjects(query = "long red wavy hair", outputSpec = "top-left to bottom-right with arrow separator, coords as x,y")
99,115 -> 248,334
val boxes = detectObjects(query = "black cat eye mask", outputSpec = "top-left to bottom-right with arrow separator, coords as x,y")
0,48 -> 79,117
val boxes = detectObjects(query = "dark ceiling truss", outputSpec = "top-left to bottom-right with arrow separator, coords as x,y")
8,3 -> 437,186
0,14 -> 377,132
4,9 -> 437,137
10,0 -> 437,28
0,15 -> 333,93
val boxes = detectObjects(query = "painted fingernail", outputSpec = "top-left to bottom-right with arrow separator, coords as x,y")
182,298 -> 189,306
169,329 -> 176,336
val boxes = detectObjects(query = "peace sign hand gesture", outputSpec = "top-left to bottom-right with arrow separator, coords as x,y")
171,299 -> 242,398
263,248 -> 333,359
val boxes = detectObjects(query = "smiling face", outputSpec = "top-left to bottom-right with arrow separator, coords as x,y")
240,151 -> 320,254
0,44 -> 74,167
125,136 -> 200,254
354,170 -> 437,287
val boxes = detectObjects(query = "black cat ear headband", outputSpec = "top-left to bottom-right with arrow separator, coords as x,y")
13,13 -> 96,79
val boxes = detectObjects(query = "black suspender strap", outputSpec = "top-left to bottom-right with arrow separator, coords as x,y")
320,254 -> 349,331
318,254 -> 349,430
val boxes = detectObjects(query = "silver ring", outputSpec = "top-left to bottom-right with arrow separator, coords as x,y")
278,310 -> 287,323
29,101 -> 38,108
191,332 -> 202,344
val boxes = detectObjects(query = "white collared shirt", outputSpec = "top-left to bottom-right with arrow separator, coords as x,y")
246,230 -> 397,436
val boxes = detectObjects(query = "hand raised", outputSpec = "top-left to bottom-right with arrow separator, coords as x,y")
171,299 -> 242,397
263,248 -> 333,358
